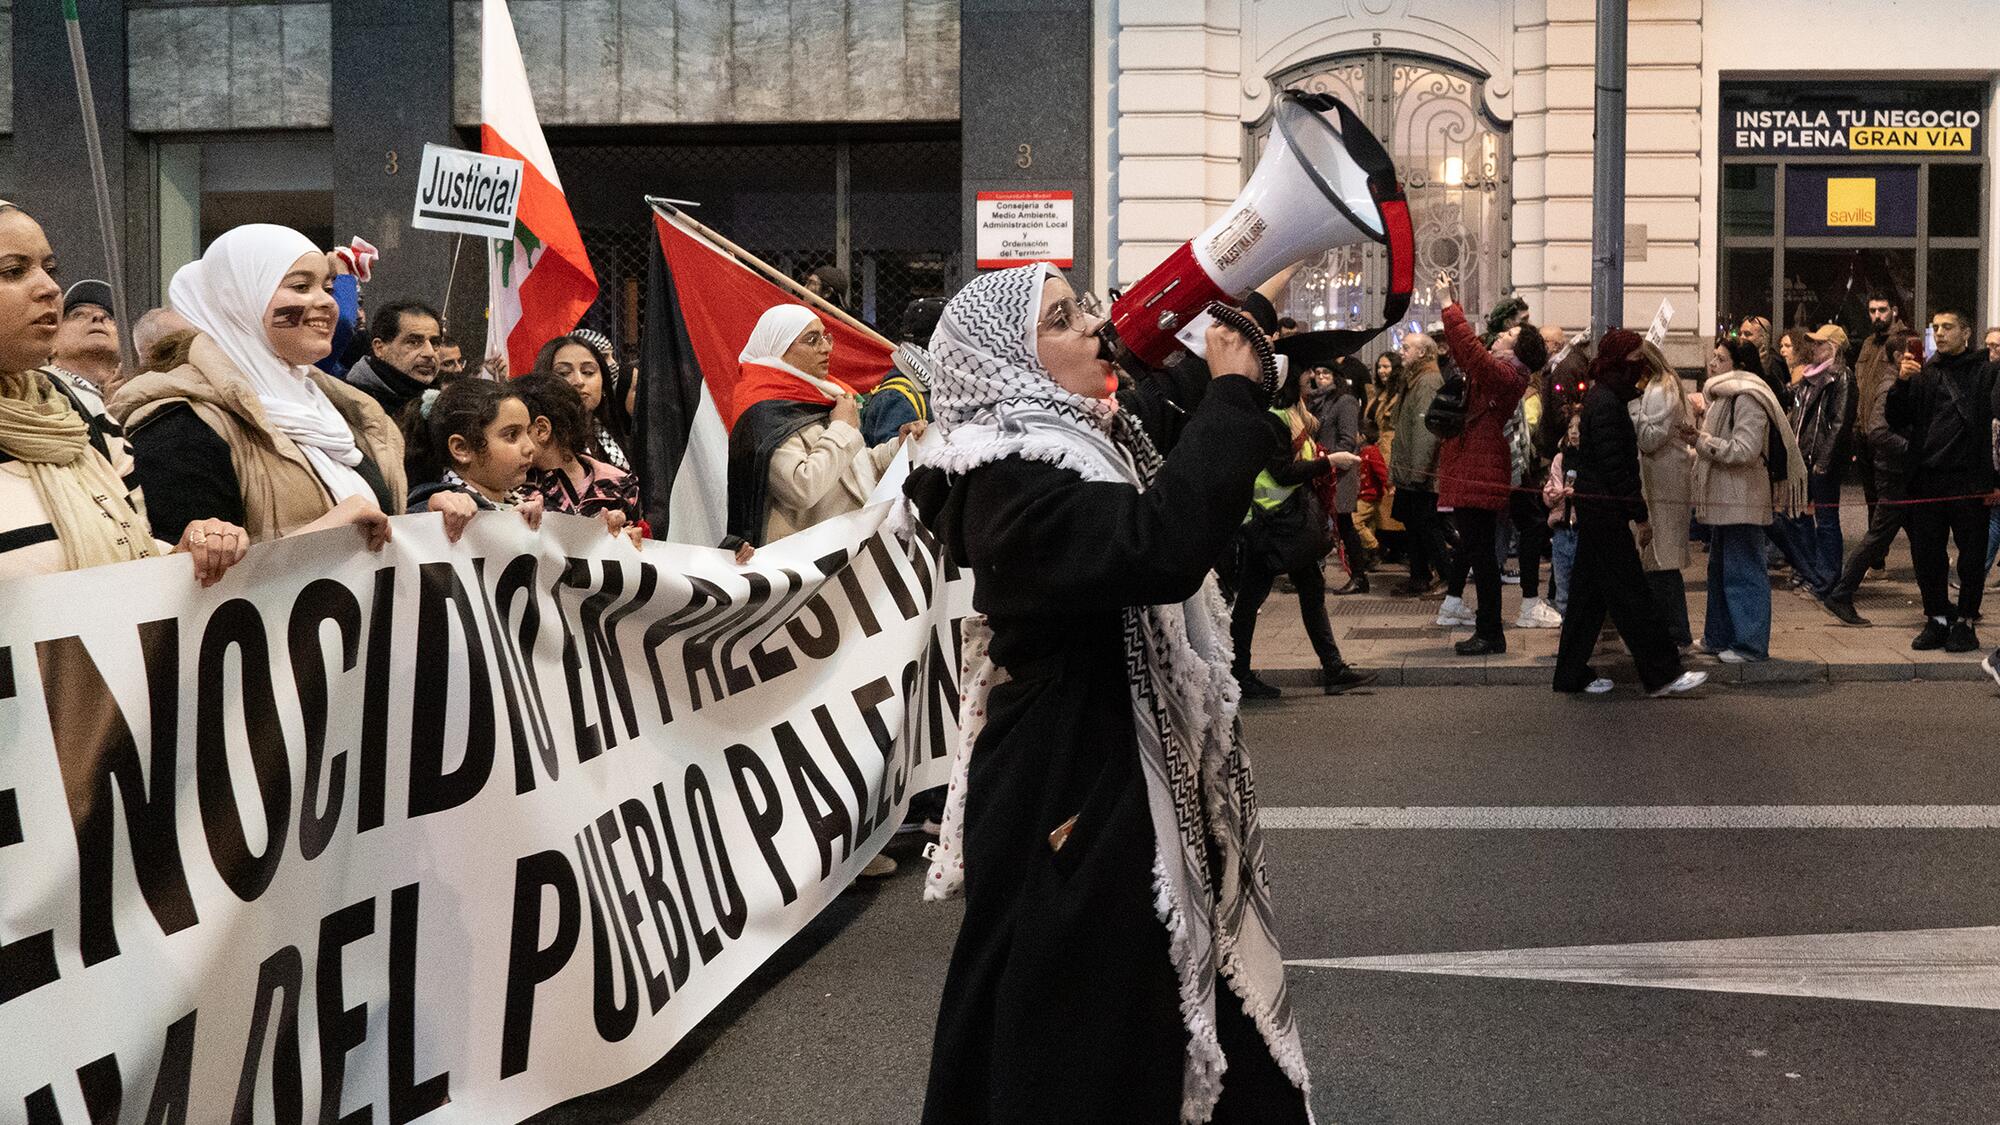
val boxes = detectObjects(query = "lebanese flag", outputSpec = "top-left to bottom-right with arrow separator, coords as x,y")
637,209 -> 891,546
481,0 -> 597,376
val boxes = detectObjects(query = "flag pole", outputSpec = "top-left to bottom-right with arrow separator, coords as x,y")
60,0 -> 139,377
441,232 -> 466,332
647,197 -> 897,351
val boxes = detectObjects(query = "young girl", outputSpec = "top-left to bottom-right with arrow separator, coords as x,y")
400,379 -> 544,539
512,373 -> 642,525
513,372 -> 755,563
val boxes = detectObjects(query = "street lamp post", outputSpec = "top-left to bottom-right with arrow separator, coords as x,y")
1590,0 -> 1629,340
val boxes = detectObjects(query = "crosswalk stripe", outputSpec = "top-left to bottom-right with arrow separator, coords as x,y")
1260,805 -> 2000,829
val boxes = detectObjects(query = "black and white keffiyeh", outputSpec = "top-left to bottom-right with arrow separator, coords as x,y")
919,263 -> 1310,1124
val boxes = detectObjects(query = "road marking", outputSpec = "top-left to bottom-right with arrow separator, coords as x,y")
1260,805 -> 2000,830
1288,926 -> 2000,1010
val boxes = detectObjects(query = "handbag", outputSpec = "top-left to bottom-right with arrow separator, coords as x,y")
1244,486 -> 1334,574
1424,371 -> 1468,438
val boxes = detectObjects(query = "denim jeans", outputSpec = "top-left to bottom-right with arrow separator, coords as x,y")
1704,523 -> 1772,660
1550,526 -> 1578,614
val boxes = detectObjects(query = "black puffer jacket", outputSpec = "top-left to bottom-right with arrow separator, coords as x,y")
1571,381 -> 1647,523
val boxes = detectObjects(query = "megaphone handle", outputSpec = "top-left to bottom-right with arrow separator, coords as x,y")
1202,302 -> 1282,398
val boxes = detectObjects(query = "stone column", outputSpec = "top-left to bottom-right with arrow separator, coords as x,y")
333,1 -> 459,323
961,0 -> 1096,289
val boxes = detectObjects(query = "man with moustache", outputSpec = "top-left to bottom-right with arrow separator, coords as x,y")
342,299 -> 443,415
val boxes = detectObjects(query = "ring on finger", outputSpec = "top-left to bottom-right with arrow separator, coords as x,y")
190,529 -> 208,546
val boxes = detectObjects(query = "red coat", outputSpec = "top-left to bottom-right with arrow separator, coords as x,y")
1357,443 -> 1388,502
1436,303 -> 1528,510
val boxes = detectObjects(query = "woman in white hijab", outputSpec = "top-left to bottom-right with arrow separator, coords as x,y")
907,263 -> 1313,1125
112,225 -> 397,546
724,303 -> 910,546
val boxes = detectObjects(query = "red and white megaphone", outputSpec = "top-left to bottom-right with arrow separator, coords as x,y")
1103,90 -> 1415,376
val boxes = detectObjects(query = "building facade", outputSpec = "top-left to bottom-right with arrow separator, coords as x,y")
1106,0 -> 2000,365
8,0 -> 1096,359
9,1 -> 1992,371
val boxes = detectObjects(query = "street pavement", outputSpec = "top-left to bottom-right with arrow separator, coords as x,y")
531,681 -> 2000,1125
1248,504 -> 1996,689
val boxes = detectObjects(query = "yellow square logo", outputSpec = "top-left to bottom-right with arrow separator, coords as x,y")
1826,178 -> 1877,227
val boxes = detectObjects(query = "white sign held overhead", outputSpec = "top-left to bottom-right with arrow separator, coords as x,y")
976,191 -> 1075,269
1645,298 -> 1676,347
412,142 -> 525,239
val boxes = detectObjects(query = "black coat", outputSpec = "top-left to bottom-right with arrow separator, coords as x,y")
910,369 -> 1296,1124
1790,366 -> 1855,478
1885,347 -> 2000,498
1571,382 -> 1648,523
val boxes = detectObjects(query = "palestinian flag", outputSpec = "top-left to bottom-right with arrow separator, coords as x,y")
638,209 -> 891,546
482,0 -> 597,376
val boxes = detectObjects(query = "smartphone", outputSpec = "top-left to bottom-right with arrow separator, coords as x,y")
1906,338 -> 1926,362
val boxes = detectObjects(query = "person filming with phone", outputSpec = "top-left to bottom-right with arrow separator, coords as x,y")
1886,307 -> 2000,654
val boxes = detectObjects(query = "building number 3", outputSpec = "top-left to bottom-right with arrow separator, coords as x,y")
1016,144 -> 1033,170
385,150 -> 399,175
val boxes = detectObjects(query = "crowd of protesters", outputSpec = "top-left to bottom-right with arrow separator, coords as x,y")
17,189 -> 2000,1125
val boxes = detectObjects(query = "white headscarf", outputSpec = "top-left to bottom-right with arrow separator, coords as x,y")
737,304 -> 846,399
169,225 -> 374,503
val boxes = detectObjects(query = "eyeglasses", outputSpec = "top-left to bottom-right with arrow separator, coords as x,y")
1039,292 -> 1103,337
796,331 -> 830,348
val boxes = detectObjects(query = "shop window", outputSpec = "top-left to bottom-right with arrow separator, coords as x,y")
1783,248 -> 1914,331
1719,247 -> 1774,328
1721,165 -> 1774,237
1928,164 -> 1982,239
1925,247 -> 1980,323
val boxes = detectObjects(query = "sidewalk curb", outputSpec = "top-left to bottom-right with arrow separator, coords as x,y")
1258,657 -> 1993,689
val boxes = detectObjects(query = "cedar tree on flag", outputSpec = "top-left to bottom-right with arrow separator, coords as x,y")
638,207 -> 892,546
482,0 -> 598,376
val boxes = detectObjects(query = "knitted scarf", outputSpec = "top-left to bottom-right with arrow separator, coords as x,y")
1698,369 -> 1809,518
0,371 -> 156,570
918,263 -> 1311,1124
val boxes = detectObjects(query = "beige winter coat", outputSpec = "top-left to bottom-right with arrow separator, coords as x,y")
762,417 -> 901,543
1694,378 -> 1775,527
109,333 -> 406,543
1631,377 -> 1694,569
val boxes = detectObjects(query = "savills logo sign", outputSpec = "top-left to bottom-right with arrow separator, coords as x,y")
1826,177 -> 1877,228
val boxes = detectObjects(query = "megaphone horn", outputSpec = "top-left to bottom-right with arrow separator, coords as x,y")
1102,89 -> 1415,375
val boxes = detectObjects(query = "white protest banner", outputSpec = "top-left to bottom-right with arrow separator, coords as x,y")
413,142 -> 526,239
0,506 -> 965,1122
1645,298 -> 1676,348
975,191 -> 1075,269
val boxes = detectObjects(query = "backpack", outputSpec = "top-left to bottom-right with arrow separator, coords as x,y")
1424,371 -> 1467,438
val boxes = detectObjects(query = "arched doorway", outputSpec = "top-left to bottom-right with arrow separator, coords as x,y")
1253,53 -> 1512,344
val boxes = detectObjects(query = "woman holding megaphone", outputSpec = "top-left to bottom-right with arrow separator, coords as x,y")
908,263 -> 1312,1124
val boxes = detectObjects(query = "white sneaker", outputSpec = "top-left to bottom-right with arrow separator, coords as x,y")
1585,678 -> 1616,694
1983,650 -> 2000,688
1436,596 -> 1476,626
1515,598 -> 1564,629
1717,648 -> 1749,664
1649,670 -> 1710,698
